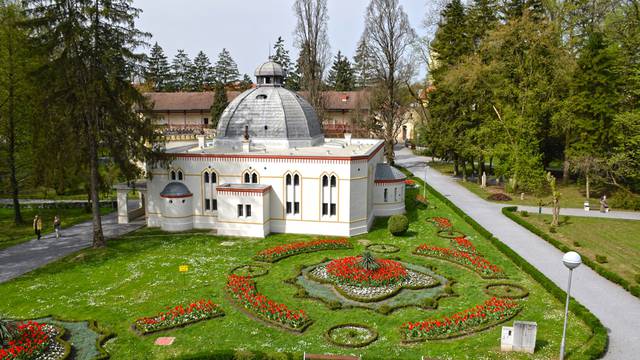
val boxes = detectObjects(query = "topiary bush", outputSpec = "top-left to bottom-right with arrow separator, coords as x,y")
595,255 -> 608,264
388,215 -> 409,236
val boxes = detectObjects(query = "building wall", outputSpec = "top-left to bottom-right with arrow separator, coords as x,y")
153,111 -> 211,128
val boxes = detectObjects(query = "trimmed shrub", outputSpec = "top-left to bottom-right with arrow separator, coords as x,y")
595,255 -> 608,264
421,298 -> 436,309
520,210 -> 529,217
573,241 -> 581,247
487,193 -> 512,201
388,215 -> 409,236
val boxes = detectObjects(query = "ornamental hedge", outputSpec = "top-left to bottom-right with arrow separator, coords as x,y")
396,165 -> 608,359
388,214 -> 409,235
254,238 -> 352,263
133,299 -> 224,335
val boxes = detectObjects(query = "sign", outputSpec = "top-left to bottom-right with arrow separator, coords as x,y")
179,265 -> 189,272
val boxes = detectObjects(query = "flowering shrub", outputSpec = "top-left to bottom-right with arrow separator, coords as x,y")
451,237 -> 477,254
226,275 -> 310,330
429,217 -> 452,229
404,179 -> 415,186
134,299 -> 224,334
254,238 -> 351,263
326,256 -> 408,287
401,297 -> 520,341
414,245 -> 503,278
0,321 -> 50,360
416,194 -> 428,204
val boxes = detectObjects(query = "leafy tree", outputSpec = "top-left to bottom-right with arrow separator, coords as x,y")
327,51 -> 355,91
352,36 -> 377,88
145,42 -> 172,91
210,82 -> 228,129
171,49 -> 194,91
192,51 -> 215,91
25,0 -> 163,248
213,48 -> 240,85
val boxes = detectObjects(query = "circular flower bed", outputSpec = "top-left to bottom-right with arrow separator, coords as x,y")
437,229 -> 467,239
326,324 -> 378,348
366,243 -> 400,254
484,283 -> 529,299
0,321 -> 61,360
326,256 -> 408,287
231,264 -> 269,278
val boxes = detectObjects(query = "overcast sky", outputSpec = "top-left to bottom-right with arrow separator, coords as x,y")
133,0 -> 430,79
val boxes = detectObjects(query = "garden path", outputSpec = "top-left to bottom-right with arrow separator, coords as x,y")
395,146 -> 640,360
516,205 -> 640,220
0,212 -> 144,283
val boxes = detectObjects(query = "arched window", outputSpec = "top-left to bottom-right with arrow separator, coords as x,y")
243,171 -> 258,184
252,173 -> 258,184
384,188 -> 388,202
286,173 -> 301,215
204,172 -> 210,183
321,175 -> 329,216
170,170 -> 176,181
177,170 -> 183,181
293,174 -> 300,214
285,174 -> 292,214
330,175 -> 337,216
244,173 -> 251,183
321,174 -> 337,217
394,187 -> 398,202
203,170 -> 218,212
211,172 -> 217,184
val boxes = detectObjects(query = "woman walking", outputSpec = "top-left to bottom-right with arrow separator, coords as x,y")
33,215 -> 43,240
53,215 -> 61,239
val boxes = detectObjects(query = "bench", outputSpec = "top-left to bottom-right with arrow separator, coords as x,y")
303,353 -> 360,360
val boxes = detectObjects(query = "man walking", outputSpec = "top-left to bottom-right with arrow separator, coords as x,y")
53,215 -> 61,239
33,215 -> 43,240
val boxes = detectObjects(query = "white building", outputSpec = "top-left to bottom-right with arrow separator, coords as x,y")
127,61 -> 405,238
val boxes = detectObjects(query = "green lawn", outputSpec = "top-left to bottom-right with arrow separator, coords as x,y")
0,206 -> 114,250
515,213 -> 640,287
0,181 -> 598,359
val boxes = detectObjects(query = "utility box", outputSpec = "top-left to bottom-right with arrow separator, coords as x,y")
501,326 -> 514,352
501,321 -> 537,354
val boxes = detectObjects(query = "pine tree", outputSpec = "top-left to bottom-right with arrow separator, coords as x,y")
192,50 -> 215,91
285,54 -> 303,91
213,48 -> 240,85
327,51 -> 355,91
270,36 -> 291,80
145,42 -> 172,91
467,0 -> 498,51
430,0 -> 472,73
238,74 -> 253,91
171,49 -> 194,91
210,82 -> 228,129
352,36 -> 376,88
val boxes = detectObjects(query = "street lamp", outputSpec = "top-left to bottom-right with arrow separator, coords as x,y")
560,251 -> 582,360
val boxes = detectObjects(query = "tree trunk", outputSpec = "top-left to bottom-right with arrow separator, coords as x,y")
562,158 -> 570,185
479,156 -> 486,183
6,26 -> 23,225
489,157 -> 493,175
384,138 -> 394,165
461,159 -> 467,182
470,157 -> 476,176
453,155 -> 459,176
586,173 -> 590,200
87,117 -> 105,248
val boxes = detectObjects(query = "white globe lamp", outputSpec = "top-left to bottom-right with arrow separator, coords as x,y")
560,251 -> 582,360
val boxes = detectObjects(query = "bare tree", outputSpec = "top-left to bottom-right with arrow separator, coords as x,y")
293,0 -> 330,123
362,0 -> 416,164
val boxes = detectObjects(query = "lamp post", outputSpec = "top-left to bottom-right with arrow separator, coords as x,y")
424,164 -> 428,199
560,251 -> 582,360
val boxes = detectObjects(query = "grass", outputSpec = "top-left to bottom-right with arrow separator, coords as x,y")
514,213 -> 640,288
0,182 -> 597,359
0,206 -> 114,250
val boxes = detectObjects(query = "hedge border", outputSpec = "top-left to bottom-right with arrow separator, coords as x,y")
253,239 -> 353,263
412,250 -> 506,280
229,263 -> 269,278
436,230 -> 467,239
396,165 -> 608,359
483,282 -> 530,299
502,206 -> 640,298
325,323 -> 379,348
132,311 -> 225,336
366,243 -> 401,254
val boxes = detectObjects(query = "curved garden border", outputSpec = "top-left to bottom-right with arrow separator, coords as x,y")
437,230 -> 467,239
253,238 -> 352,263
230,263 -> 269,278
484,283 -> 529,299
366,243 -> 401,254
325,323 -> 379,348
412,248 -> 506,279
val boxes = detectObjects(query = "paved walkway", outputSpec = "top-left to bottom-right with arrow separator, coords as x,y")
0,212 -> 144,283
517,205 -> 640,220
395,147 -> 640,360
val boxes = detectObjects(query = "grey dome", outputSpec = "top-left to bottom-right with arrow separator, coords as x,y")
255,61 -> 284,77
160,182 -> 192,198
215,86 -> 324,148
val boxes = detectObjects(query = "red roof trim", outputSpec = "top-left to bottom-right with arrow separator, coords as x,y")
374,179 -> 406,184
160,193 -> 193,199
216,185 -> 272,194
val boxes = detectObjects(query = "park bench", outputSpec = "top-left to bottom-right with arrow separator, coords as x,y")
303,353 -> 360,360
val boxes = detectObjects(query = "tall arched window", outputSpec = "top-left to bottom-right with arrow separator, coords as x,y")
243,171 -> 258,184
285,174 -> 292,214
286,173 -> 301,215
177,170 -> 183,181
170,170 -> 176,181
203,170 -> 218,212
204,172 -> 210,183
252,173 -> 258,184
321,174 -> 337,217
394,187 -> 398,202
293,174 -> 300,214
330,175 -> 337,216
321,175 -> 329,216
244,173 -> 250,183
384,188 -> 388,202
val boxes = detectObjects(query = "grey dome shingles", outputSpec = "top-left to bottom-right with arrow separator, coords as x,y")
255,61 -> 284,77
216,86 -> 323,142
160,182 -> 192,197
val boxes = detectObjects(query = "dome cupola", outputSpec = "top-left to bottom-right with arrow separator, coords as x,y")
255,61 -> 284,87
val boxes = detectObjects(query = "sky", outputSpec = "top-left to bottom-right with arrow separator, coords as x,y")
132,0 -> 430,79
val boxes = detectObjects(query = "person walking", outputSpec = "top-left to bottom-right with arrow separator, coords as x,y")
599,195 -> 609,213
53,215 -> 61,239
33,215 -> 43,240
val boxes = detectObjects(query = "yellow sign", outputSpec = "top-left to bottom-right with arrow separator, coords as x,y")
179,265 -> 189,272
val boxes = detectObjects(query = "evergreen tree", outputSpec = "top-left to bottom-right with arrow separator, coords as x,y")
430,0 -> 472,73
352,36 -> 377,88
285,54 -> 303,91
171,49 -> 194,91
24,0 -> 163,247
192,50 -> 215,91
327,51 -> 355,91
238,74 -> 253,91
270,36 -> 291,80
467,0 -> 498,50
210,82 -> 228,129
213,48 -> 240,85
145,42 -> 172,91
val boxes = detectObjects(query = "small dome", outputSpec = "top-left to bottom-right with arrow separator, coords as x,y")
160,182 -> 192,198
255,61 -> 284,77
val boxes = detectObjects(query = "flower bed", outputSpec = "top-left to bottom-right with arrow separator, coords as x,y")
451,237 -> 477,254
414,245 -> 504,278
134,300 -> 224,334
0,321 -> 51,359
400,297 -> 521,342
415,194 -> 428,205
428,217 -> 452,230
225,275 -> 311,331
254,238 -> 351,263
484,283 -> 529,299
326,256 -> 408,287
404,179 -> 416,186
326,323 -> 378,348
366,243 -> 401,254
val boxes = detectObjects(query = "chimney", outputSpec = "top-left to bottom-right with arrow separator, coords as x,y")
344,133 -> 352,146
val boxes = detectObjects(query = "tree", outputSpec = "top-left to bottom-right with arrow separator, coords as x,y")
25,0 -> 163,248
238,74 -> 253,91
327,51 -> 355,91
210,82 -> 228,129
171,49 -> 194,91
362,0 -> 416,164
546,172 -> 561,226
213,48 -> 240,85
293,0 -> 330,121
286,54 -> 303,91
271,37 -> 291,77
352,35 -> 377,88
145,42 -> 172,91
192,51 -> 215,91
